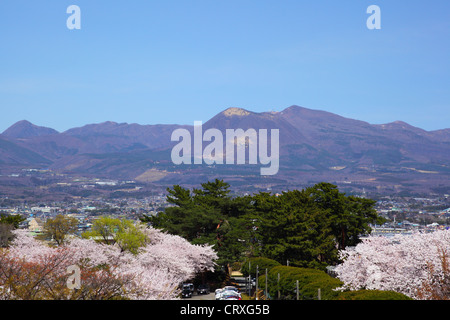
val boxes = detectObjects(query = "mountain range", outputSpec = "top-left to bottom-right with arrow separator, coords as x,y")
1,106 -> 450,195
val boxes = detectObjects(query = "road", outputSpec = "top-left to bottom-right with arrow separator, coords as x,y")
185,292 -> 215,300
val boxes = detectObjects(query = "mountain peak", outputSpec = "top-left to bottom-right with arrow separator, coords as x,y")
376,120 -> 425,133
222,107 -> 253,117
283,105 -> 306,112
2,120 -> 58,138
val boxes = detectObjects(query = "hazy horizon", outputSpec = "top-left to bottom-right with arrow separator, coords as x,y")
2,104 -> 450,134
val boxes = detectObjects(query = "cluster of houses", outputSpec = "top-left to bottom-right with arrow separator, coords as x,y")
21,213 -> 92,237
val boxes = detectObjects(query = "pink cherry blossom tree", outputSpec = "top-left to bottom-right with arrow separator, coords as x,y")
114,227 -> 217,300
0,226 -> 217,300
334,229 -> 450,299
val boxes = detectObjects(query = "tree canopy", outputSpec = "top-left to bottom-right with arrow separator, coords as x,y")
142,179 -> 254,268
43,214 -> 78,245
0,214 -> 25,247
82,216 -> 149,254
142,180 -> 385,272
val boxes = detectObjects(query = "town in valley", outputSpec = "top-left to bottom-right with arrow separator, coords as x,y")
1,168 -> 449,237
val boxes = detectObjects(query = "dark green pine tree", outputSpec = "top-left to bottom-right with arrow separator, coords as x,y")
252,190 -> 337,269
306,182 -> 385,250
141,179 -> 255,270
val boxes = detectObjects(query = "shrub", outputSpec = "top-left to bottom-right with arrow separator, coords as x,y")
263,266 -> 342,300
301,277 -> 343,300
241,257 -> 281,277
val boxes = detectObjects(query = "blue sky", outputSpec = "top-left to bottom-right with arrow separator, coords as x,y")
0,0 -> 449,132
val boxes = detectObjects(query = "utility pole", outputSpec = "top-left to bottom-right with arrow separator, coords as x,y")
277,273 -> 280,300
296,280 -> 299,300
248,261 -> 251,296
265,268 -> 268,299
255,265 -> 259,300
